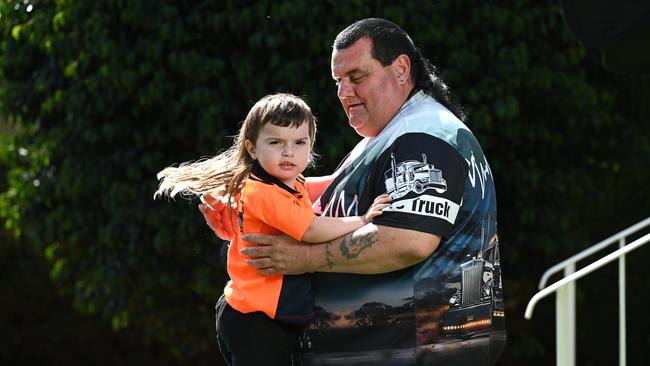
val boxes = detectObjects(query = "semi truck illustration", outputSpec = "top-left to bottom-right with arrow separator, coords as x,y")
384,153 -> 447,199
439,224 -> 505,339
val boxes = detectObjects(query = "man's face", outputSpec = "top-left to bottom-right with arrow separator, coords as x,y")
331,37 -> 406,138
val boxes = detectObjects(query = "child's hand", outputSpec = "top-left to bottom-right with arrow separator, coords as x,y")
363,193 -> 391,223
199,193 -> 239,241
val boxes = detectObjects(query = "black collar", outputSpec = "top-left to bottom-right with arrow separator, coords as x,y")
250,161 -> 300,195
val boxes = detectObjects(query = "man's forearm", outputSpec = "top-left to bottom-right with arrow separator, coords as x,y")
307,224 -> 440,274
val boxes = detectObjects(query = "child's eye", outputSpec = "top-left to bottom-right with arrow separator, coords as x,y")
296,140 -> 307,145
269,140 -> 279,145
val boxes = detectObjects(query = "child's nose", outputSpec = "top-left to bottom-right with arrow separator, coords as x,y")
282,145 -> 294,156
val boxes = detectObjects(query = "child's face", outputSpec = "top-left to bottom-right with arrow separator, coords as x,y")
245,122 -> 311,187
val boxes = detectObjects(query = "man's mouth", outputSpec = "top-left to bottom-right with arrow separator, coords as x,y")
347,102 -> 364,113
349,103 -> 363,109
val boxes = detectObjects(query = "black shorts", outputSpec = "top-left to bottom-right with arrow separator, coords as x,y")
216,295 -> 304,366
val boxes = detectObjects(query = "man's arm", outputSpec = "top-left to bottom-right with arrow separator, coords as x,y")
304,175 -> 334,203
241,223 -> 440,275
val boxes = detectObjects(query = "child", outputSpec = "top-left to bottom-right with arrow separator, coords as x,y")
154,93 -> 390,366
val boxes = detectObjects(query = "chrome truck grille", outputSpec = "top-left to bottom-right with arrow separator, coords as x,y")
461,259 -> 485,305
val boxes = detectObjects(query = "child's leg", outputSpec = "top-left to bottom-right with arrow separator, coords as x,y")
217,302 -> 303,366
215,295 -> 233,365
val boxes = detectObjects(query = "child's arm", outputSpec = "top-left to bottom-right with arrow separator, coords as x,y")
301,194 -> 391,243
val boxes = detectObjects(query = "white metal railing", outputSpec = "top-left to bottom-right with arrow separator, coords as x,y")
525,217 -> 650,366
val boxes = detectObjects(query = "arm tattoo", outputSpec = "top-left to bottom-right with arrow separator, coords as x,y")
324,242 -> 336,269
339,232 -> 377,260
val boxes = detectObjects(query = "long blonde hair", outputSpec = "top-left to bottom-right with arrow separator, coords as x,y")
154,93 -> 317,204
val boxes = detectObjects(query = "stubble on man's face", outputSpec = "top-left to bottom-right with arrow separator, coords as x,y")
331,38 -> 404,138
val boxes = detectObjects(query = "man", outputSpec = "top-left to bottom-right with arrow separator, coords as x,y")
203,18 -> 505,365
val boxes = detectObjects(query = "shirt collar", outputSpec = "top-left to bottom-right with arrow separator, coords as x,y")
368,90 -> 428,144
250,161 -> 299,195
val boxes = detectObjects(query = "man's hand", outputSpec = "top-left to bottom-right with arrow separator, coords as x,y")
198,193 -> 237,241
240,233 -> 312,275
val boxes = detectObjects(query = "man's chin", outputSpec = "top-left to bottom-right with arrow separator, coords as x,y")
348,117 -> 366,130
350,123 -> 373,137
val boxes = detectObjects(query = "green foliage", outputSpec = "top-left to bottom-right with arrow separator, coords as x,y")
0,228 -> 192,365
1,0 -> 649,364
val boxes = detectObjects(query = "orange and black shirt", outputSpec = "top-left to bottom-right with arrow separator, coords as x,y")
224,162 -> 315,324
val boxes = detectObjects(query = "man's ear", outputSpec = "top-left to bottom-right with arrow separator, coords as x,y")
393,54 -> 412,84
244,139 -> 257,160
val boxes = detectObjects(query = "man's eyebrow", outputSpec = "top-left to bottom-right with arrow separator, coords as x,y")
347,68 -> 365,74
345,68 -> 367,77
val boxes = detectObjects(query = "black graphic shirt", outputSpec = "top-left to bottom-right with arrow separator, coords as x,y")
298,92 -> 506,366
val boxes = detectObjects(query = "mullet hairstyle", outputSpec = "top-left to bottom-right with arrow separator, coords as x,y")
333,18 -> 466,122
154,93 -> 317,209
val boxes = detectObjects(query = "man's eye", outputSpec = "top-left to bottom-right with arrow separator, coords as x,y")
351,75 -> 365,84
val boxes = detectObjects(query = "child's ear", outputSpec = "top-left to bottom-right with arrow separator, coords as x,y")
244,139 -> 257,160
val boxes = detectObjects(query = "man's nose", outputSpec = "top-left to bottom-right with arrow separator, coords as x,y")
337,80 -> 354,99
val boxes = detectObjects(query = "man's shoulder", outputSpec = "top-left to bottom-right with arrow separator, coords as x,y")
406,97 -> 467,135
397,95 -> 483,157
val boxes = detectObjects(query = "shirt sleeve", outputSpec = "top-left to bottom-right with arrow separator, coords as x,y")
242,184 -> 316,241
370,133 -> 468,238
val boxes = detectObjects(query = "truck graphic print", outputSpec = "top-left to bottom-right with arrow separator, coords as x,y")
384,153 -> 447,199
439,221 -> 505,339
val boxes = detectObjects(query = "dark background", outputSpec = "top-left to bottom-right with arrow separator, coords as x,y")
1,1 -> 649,365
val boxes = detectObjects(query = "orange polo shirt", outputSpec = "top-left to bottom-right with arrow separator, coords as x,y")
224,162 -> 316,323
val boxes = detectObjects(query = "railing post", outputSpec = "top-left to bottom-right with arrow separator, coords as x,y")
526,224 -> 650,365
556,263 -> 576,366
618,238 -> 626,366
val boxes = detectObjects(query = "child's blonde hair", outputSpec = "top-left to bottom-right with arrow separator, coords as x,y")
154,93 -> 317,203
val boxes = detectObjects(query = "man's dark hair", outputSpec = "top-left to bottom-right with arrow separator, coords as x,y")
334,18 -> 466,121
